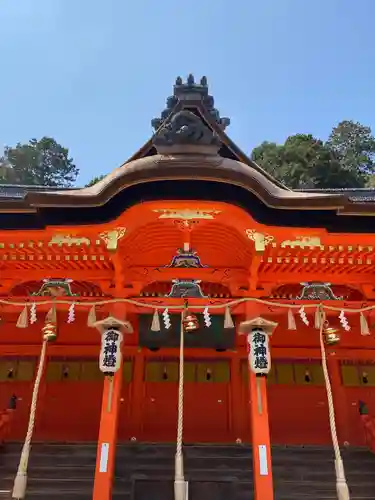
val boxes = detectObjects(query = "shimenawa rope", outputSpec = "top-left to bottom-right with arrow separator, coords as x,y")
319,307 -> 350,500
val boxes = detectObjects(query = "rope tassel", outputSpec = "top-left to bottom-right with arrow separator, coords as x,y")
45,304 -> 57,324
336,479 -> 350,500
287,308 -> 296,330
319,317 -> 350,500
16,306 -> 29,329
151,309 -> 161,332
12,329 -> 54,499
174,312 -> 186,497
87,305 -> 97,327
315,307 -> 320,329
315,307 -> 325,330
224,306 -> 234,329
360,312 -> 370,336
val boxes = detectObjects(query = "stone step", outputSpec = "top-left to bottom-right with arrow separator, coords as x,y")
1,443 -> 374,500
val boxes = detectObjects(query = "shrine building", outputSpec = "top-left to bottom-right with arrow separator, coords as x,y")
1,75 -> 375,500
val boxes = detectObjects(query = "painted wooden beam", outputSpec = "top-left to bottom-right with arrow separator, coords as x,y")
1,344 -> 374,361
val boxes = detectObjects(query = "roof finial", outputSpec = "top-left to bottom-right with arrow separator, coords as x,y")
187,74 -> 195,85
151,75 -> 230,132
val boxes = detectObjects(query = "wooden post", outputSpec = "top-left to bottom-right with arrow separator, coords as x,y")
91,313 -> 133,500
248,366 -> 274,500
92,368 -> 123,500
327,356 -> 350,444
240,316 -> 276,500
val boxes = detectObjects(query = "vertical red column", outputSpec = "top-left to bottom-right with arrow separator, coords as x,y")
327,356 -> 350,444
92,299 -> 131,500
92,363 -> 123,500
240,312 -> 276,500
91,237 -> 129,500
248,367 -> 274,500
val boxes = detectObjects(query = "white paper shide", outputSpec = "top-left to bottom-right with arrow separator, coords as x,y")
99,328 -> 123,374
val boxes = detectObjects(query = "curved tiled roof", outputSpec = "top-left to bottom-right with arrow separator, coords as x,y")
12,154 -> 345,211
0,75 -> 374,218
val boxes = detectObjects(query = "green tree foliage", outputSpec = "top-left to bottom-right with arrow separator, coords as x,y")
0,137 -> 78,187
327,120 -> 375,182
85,174 -> 106,187
252,121 -> 375,189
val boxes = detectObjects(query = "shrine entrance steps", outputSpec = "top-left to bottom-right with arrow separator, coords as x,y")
0,442 -> 375,499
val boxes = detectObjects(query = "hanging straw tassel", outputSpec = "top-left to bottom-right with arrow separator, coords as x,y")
224,306 -> 234,329
16,306 -> 29,329
45,304 -> 57,324
288,308 -> 297,330
151,309 -> 161,332
87,305 -> 97,327
336,479 -> 350,500
360,312 -> 370,336
315,306 -> 322,329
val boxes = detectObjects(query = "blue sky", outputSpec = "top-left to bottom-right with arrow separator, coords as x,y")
0,0 -> 374,185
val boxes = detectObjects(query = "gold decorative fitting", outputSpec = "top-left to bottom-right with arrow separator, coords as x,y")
42,322 -> 57,342
280,236 -> 322,249
246,230 -> 274,252
183,313 -> 199,333
153,209 -> 220,220
99,227 -> 126,251
323,321 -> 340,345
49,235 -> 91,246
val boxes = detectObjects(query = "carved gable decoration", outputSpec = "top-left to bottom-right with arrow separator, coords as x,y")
167,279 -> 207,298
153,110 -> 220,149
32,279 -> 78,297
165,248 -> 207,268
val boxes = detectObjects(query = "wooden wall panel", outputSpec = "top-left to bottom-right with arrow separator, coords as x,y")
342,387 -> 375,446
268,385 -> 330,444
141,359 -> 232,442
0,382 -> 33,440
36,382 -> 102,441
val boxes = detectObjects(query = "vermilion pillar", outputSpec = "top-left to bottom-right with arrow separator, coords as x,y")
240,316 -> 276,500
248,366 -> 274,500
92,368 -> 123,500
92,314 -> 133,500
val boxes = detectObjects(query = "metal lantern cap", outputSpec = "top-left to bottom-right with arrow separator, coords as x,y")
239,316 -> 278,336
92,315 -> 134,334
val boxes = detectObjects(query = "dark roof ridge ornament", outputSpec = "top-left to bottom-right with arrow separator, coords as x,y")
151,75 -> 229,155
153,109 -> 221,155
151,75 -> 230,133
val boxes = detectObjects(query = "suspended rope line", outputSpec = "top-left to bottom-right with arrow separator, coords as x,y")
12,336 -> 49,499
1,296 -> 375,313
318,307 -> 350,500
174,311 -> 186,500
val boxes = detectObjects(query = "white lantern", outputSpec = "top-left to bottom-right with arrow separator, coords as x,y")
248,327 -> 271,375
99,327 -> 123,375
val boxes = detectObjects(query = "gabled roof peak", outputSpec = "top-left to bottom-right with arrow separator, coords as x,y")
151,75 -> 230,132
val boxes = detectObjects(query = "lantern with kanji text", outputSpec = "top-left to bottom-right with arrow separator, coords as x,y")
91,315 -> 134,377
239,316 -> 278,377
